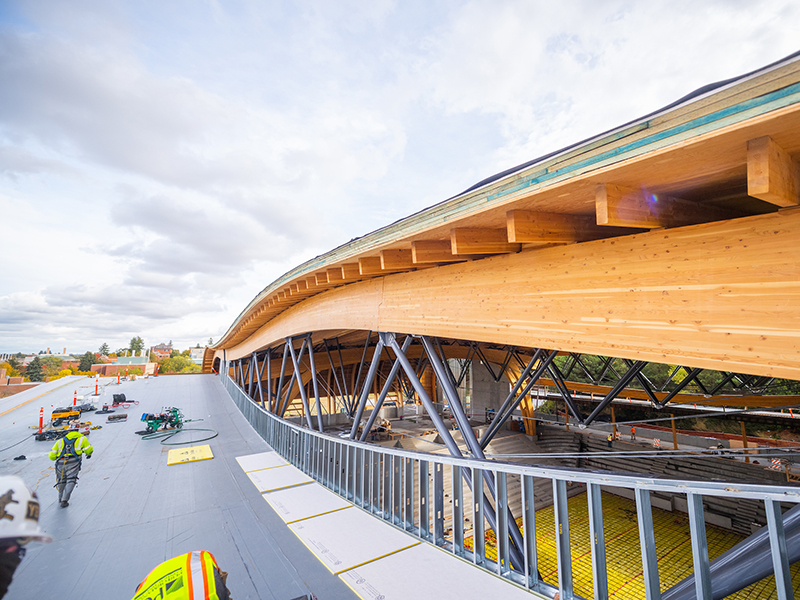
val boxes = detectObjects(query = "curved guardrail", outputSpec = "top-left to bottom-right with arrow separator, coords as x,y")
222,370 -> 799,600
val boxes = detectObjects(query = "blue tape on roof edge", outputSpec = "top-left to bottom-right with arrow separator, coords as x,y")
486,81 -> 800,202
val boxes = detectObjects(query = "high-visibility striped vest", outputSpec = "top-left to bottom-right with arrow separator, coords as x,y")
132,551 -> 229,600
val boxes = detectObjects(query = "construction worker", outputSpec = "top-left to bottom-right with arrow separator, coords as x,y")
630,426 -> 636,441
607,433 -> 613,448
48,430 -> 93,507
0,476 -> 52,598
132,550 -> 231,599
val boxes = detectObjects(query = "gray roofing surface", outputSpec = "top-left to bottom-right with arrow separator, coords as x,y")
0,375 -> 358,600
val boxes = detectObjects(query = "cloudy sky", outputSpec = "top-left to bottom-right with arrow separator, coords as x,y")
0,1 -> 798,355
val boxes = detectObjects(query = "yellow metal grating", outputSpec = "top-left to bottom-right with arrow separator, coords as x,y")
465,491 -> 799,599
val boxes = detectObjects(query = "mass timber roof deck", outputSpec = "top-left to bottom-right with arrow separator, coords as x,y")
211,53 -> 800,380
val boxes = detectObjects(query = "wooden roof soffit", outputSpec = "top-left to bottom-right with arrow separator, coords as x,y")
411,240 -> 466,264
450,228 -> 521,255
341,263 -> 361,281
358,256 -> 410,275
380,249 -> 414,270
315,271 -> 330,286
507,210 -> 641,243
327,267 -> 345,283
595,183 -> 735,229
747,135 -> 800,207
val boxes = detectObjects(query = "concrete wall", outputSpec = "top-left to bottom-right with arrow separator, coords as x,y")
469,360 -> 510,420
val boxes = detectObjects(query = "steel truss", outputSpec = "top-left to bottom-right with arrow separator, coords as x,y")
227,333 -> 791,436
223,369 -> 800,600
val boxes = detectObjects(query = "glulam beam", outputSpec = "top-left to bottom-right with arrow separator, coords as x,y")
595,184 -> 732,229
747,135 -> 800,207
359,257 -> 386,275
327,267 -> 345,284
507,210 -> 638,243
341,263 -> 361,281
451,228 -> 520,255
380,249 -> 414,270
412,240 -> 464,264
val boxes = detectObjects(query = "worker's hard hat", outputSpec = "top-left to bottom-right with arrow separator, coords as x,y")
0,476 -> 52,544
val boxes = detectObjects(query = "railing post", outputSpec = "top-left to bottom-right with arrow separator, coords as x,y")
496,471 -> 510,576
472,467 -> 484,566
434,462 -> 444,545
765,498 -> 793,600
553,479 -> 573,599
419,460 -> 430,541
686,492 -> 712,600
453,465 -> 464,557
635,488 -> 661,600
588,483 -> 608,600
404,458 -> 414,532
522,475 -> 539,591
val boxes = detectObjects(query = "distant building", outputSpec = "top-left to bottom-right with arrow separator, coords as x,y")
189,347 -> 205,365
150,343 -> 172,361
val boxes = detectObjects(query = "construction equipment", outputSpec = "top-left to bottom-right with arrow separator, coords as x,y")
51,407 -> 80,427
141,407 -> 184,433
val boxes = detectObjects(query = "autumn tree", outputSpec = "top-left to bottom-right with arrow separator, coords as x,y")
41,356 -> 64,377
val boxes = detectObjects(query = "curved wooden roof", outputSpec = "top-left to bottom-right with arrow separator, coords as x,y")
211,54 -> 800,380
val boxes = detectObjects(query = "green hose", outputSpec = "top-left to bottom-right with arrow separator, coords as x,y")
141,427 -> 219,445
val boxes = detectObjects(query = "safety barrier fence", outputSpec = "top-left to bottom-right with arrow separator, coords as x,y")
222,369 -> 799,600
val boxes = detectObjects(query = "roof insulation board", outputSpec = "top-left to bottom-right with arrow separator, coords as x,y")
236,450 -> 288,472
246,463 -> 314,492
340,542 -> 536,600
288,506 -> 419,574
262,482 -> 352,523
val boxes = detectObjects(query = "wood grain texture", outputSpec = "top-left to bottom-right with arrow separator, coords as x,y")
451,228 -> 521,254
596,184 -> 733,228
381,249 -> 414,270
507,209 -> 640,243
747,135 -> 800,207
412,240 -> 463,264
222,210 -> 800,380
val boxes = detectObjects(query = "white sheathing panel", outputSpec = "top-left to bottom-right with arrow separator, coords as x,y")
289,507 -> 418,574
236,451 -> 288,472
246,464 -> 313,492
340,543 -> 534,599
263,483 -> 351,523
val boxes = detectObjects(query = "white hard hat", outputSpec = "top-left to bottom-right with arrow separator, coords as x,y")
0,476 -> 52,544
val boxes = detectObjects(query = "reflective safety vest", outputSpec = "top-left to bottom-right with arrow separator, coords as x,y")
132,551 -> 229,600
49,432 -> 93,461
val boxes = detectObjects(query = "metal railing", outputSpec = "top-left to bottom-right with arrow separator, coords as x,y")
222,370 -> 799,600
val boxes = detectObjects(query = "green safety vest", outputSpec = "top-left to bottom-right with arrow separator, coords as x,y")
132,551 -> 228,600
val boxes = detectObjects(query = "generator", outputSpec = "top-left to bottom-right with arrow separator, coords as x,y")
51,407 -> 81,427
140,407 -> 184,433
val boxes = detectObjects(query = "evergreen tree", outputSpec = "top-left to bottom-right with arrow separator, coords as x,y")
79,351 -> 96,372
129,336 -> 145,354
27,357 -> 44,381
99,342 -> 110,355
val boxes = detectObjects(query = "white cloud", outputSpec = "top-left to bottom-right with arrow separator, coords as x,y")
0,0 -> 798,352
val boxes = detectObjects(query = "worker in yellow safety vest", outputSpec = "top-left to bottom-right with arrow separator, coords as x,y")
132,551 -> 231,600
48,431 -> 93,508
